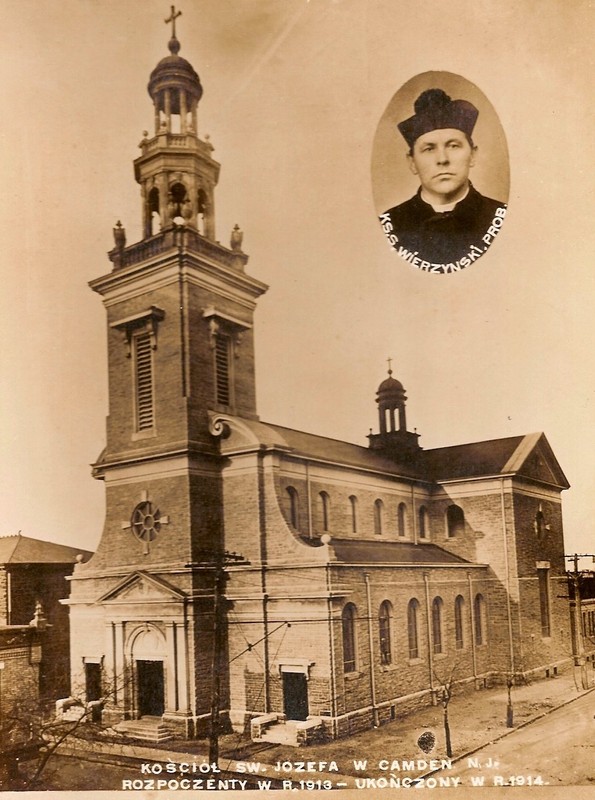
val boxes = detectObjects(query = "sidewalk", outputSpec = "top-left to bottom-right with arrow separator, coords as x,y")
61,669 -> 595,785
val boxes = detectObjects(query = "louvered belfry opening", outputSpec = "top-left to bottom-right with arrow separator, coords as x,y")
215,334 -> 231,406
135,332 -> 154,430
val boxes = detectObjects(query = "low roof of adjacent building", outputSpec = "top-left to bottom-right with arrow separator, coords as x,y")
0,534 -> 93,565
328,538 -> 479,566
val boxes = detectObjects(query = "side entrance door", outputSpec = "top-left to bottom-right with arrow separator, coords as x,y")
282,672 -> 308,721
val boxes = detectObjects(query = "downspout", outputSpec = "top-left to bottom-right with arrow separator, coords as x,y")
257,450 -> 270,712
500,478 -> 516,677
423,572 -> 435,697
364,573 -> 379,726
411,483 -> 417,544
326,558 -> 338,737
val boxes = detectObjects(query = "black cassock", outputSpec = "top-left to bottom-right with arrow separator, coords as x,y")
381,184 -> 506,266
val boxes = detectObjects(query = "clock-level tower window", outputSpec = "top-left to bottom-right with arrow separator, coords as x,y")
134,332 -> 154,430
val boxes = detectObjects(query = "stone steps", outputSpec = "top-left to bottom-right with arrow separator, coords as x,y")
114,716 -> 176,743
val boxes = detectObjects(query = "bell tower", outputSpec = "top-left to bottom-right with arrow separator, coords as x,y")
135,10 -> 218,239
67,10 -> 267,737
368,363 -> 421,460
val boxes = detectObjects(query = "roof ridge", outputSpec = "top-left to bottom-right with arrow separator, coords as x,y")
263,420 -> 368,450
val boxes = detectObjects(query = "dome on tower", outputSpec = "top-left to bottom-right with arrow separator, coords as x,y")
148,36 -> 203,113
376,370 -> 406,403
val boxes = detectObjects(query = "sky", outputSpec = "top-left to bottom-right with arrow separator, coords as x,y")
0,0 -> 593,560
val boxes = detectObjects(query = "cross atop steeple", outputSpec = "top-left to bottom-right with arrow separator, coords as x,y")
165,5 -> 182,38
387,356 -> 393,376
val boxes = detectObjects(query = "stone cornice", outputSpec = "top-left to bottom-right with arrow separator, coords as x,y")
90,249 -> 268,308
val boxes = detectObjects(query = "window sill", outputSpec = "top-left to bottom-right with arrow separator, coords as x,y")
407,658 -> 423,666
344,670 -> 362,681
380,663 -> 398,673
132,429 -> 157,441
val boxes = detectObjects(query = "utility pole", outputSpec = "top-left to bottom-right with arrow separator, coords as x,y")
207,551 -> 247,768
565,553 -> 595,690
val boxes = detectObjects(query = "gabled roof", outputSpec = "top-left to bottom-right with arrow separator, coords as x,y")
423,432 -> 570,488
215,415 -> 569,490
0,534 -> 93,565
266,423 -> 422,478
328,538 -> 477,566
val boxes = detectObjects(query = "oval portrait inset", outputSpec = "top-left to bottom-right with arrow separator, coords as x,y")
372,72 -> 509,274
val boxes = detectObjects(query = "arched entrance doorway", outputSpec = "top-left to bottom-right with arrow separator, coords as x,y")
131,626 -> 167,718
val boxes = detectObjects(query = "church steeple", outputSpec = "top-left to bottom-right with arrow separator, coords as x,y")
368,363 -> 421,460
134,7 -> 218,239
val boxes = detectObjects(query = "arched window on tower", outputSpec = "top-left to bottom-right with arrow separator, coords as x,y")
378,600 -> 393,665
349,495 -> 358,534
197,188 -> 209,235
285,486 -> 299,529
342,603 -> 357,673
169,182 -> 191,224
374,499 -> 384,535
446,504 -> 465,538
398,502 -> 407,537
431,596 -> 444,654
407,598 -> 420,659
148,187 -> 161,235
418,505 -> 429,540
454,595 -> 465,650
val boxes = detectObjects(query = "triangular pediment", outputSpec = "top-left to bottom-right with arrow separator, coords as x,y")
96,571 -> 186,605
503,433 -> 569,489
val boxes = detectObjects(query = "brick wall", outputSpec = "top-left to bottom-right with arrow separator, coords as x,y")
0,628 -> 43,747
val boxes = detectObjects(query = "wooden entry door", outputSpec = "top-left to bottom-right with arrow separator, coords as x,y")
282,672 -> 308,721
136,660 -> 165,717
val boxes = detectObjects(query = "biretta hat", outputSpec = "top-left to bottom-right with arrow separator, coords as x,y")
398,88 -> 478,148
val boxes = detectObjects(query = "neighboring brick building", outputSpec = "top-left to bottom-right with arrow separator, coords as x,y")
0,535 -> 93,704
66,21 -> 573,741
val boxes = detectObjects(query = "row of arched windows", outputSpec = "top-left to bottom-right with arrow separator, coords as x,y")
341,594 -> 487,672
285,485 -> 465,540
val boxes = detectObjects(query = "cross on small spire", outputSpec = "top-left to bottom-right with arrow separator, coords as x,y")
165,5 -> 182,38
387,357 -> 393,376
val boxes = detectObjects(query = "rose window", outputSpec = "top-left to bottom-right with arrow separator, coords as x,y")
131,501 -> 162,543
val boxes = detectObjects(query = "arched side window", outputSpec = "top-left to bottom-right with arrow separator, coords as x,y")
397,502 -> 407,537
418,506 -> 429,540
454,595 -> 465,650
407,598 -> 420,659
374,499 -> 384,535
342,603 -> 357,673
474,593 -> 487,645
285,486 -> 299,529
431,596 -> 443,655
455,594 -> 465,650
378,600 -> 393,665
446,504 -> 465,538
318,491 -> 330,532
349,495 -> 358,534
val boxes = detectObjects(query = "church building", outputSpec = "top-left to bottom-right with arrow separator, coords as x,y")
66,17 -> 573,742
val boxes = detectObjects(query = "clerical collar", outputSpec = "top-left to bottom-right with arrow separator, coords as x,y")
421,185 -> 470,213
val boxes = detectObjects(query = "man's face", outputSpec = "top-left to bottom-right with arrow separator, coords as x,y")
407,128 -> 476,205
